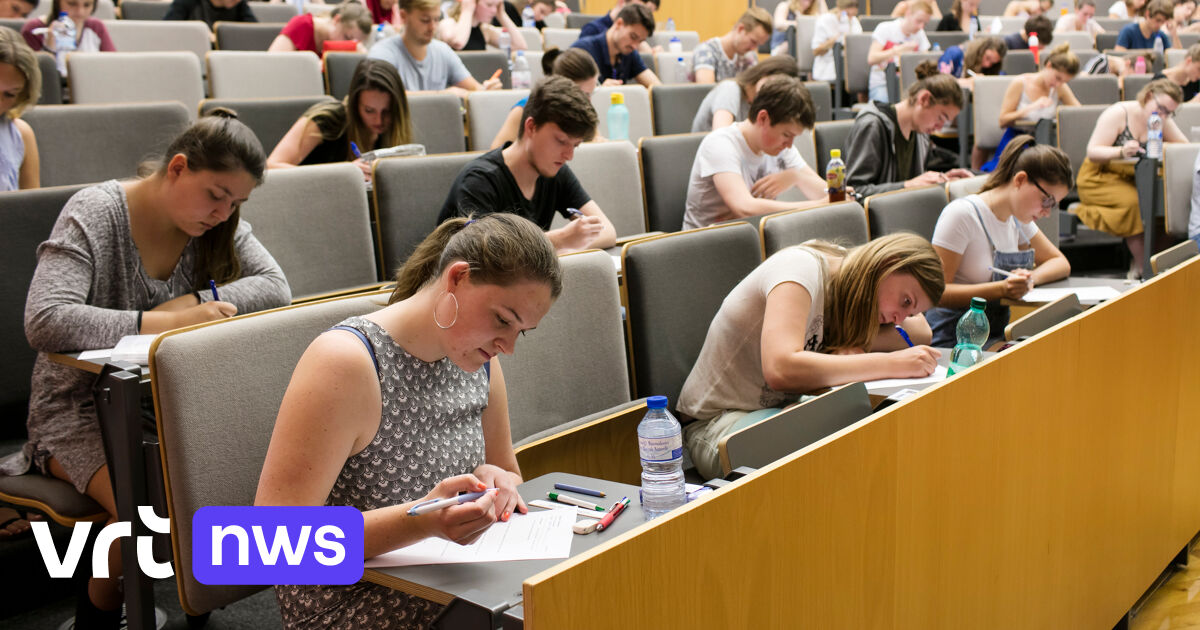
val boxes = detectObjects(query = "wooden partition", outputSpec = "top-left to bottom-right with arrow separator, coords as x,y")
521,258 -> 1200,628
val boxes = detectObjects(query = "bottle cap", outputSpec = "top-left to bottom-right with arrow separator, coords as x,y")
646,395 -> 668,409
970,297 -> 987,310
610,92 -> 625,105
831,149 -> 841,158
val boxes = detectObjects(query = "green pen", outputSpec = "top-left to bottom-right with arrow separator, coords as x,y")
548,491 -> 604,511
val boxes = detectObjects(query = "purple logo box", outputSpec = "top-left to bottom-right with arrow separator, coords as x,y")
192,506 -> 364,585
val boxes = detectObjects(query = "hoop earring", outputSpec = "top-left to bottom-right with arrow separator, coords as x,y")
434,292 -> 458,329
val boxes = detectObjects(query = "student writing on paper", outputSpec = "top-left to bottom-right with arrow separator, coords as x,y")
927,135 -> 1072,348
984,44 -> 1080,172
1,111 -> 290,627
678,233 -> 945,479
256,214 -> 559,628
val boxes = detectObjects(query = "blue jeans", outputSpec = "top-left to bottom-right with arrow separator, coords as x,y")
869,84 -> 891,104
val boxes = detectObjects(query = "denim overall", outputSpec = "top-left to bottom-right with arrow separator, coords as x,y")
926,199 -> 1036,348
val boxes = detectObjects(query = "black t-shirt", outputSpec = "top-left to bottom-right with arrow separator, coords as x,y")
438,148 -> 592,229
1152,70 -> 1200,103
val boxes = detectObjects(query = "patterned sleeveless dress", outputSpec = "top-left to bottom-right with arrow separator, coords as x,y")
275,316 -> 489,629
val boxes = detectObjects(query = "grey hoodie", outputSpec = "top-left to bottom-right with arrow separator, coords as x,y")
844,101 -> 931,199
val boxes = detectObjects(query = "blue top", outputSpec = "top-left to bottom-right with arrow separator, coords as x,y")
1003,32 -> 1027,50
571,33 -> 647,83
580,14 -> 613,38
939,45 -> 966,77
512,96 -> 528,109
0,116 -> 24,192
1116,22 -> 1170,50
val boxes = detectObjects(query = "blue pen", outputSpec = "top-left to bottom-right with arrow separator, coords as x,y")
553,482 -> 605,498
566,207 -> 583,220
350,141 -> 362,159
208,279 -> 220,302
407,489 -> 496,516
895,325 -> 914,347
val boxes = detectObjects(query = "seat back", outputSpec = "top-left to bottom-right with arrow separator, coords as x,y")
247,1 -> 298,22
68,52 -> 204,116
1000,50 -> 1035,75
525,49 -> 546,84
118,0 -> 169,20
1094,17 -> 1132,31
858,16 -> 891,32
1176,103 -> 1200,137
372,152 -> 481,277
502,250 -> 631,444
1095,32 -> 1119,51
794,129 -> 816,171
238,163 -> 377,299
899,52 -> 942,94
541,27 -> 580,50
812,119 -> 853,177
466,89 -> 529,151
1056,105 -> 1107,180
512,26 -> 543,50
1168,48 -> 1187,67
592,85 -> 652,142
1067,74 -> 1119,105
945,174 -> 986,201
718,382 -> 873,476
198,95 -> 336,152
972,75 -> 1016,150
926,32 -> 969,50
565,14 -> 599,29
864,185 -> 949,240
1162,142 -> 1200,239
151,291 -> 388,616
101,20 -> 212,63
565,141 -> 647,238
982,15 -> 1026,32
24,102 -> 190,187
638,132 -> 705,233
760,201 -> 869,257
323,51 -> 367,100
1122,73 -> 1153,100
1004,293 -> 1082,341
622,222 -> 762,404
458,50 -> 510,89
792,16 -> 818,74
1053,31 -> 1095,50
213,22 -> 286,51
207,50 -> 324,98
652,51 -> 694,84
648,30 -> 700,52
650,83 -> 712,135
407,92 -> 468,154
844,33 -> 874,95
1150,239 -> 1200,275
36,52 -> 60,105
804,80 -> 833,122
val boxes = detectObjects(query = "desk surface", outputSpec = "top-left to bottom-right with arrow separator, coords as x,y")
363,472 -> 645,613
47,351 -> 143,376
1002,276 -> 1136,307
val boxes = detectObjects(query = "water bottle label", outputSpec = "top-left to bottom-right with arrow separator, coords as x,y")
639,434 -> 682,462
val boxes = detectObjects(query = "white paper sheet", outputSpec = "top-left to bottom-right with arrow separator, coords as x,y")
863,365 -> 949,392
76,349 -> 112,361
611,254 -> 621,271
110,334 -> 155,364
1021,286 -> 1121,304
364,508 -> 575,568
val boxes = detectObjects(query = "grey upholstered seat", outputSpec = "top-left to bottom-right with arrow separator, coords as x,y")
812,119 -> 853,177
207,51 -> 324,98
24,102 -> 190,187
68,52 -> 205,116
458,50 -> 511,89
199,95 -> 336,152
638,132 -> 705,233
246,1 -> 298,22
649,83 -> 712,135
118,0 -> 170,20
466,89 -> 529,151
1056,105 -> 1107,181
565,14 -> 598,29
1067,75 -> 1119,105
323,51 -> 367,100
540,27 -> 579,51
647,30 -> 699,52
408,92 -> 468,155
864,185 -> 949,241
36,52 -> 60,105
899,52 -> 942,94
1000,51 -> 1036,76
760,201 -> 869,257
1163,142 -> 1200,240
804,80 -> 833,123
1053,31 -> 1095,50
622,222 -> 763,405
238,163 -> 378,299
653,51 -> 694,84
843,33 -> 874,97
1122,73 -> 1154,101
214,22 -> 287,51
1151,240 -> 1199,275
972,76 -> 1017,155
101,19 -> 212,62
565,141 -> 647,238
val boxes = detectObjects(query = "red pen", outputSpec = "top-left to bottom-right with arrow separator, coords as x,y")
595,496 -> 630,532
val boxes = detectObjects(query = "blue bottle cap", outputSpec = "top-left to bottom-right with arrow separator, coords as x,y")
647,395 -> 668,409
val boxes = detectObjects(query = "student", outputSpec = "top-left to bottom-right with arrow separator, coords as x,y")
258,213 -> 560,629
368,0 -> 501,96
811,0 -> 863,83
268,2 -> 371,54
927,135 -> 1072,348
439,76 -> 616,253
682,75 -> 828,230
580,0 -> 660,38
438,0 -> 527,51
6,111 -> 290,627
845,61 -> 973,199
490,47 -> 599,149
21,0 -> 115,54
985,43 -> 1080,170
691,55 -> 801,132
164,0 -> 257,29
1108,0 -> 1147,19
268,59 -> 412,180
1115,0 -> 1180,49
935,0 -> 982,33
570,3 -> 661,87
771,0 -> 824,53
692,7 -> 772,84
1076,79 -> 1186,278
937,35 -> 1007,86
0,0 -> 35,19
1155,42 -> 1200,101
1055,0 -> 1106,34
524,0 -> 564,29
890,0 -> 942,18
1003,14 -> 1054,51
366,0 -> 402,29
0,28 -> 39,191
1003,0 -> 1054,17
678,232 -> 945,479
867,1 -> 933,104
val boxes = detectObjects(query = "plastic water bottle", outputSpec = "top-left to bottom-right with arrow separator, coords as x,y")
947,297 -> 989,376
668,35 -> 682,53
665,17 -> 676,31
511,50 -> 531,89
1154,36 -> 1165,65
826,149 -> 846,202
932,41 -> 941,52
498,30 -> 512,70
1147,110 -> 1163,159
637,396 -> 685,520
1028,32 -> 1039,66
521,4 -> 536,26
989,17 -> 1002,34
1134,55 -> 1147,74
51,11 -> 75,76
673,55 -> 687,83
607,92 -> 629,140
968,14 -> 978,39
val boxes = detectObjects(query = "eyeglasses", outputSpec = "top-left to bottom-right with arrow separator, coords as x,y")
1031,179 -> 1057,210
1152,95 -> 1177,119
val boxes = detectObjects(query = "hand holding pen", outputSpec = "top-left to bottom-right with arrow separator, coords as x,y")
410,475 -> 498,546
989,267 -> 1034,299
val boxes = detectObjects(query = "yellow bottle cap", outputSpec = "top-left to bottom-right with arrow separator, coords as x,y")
610,92 -> 625,105
831,149 -> 841,158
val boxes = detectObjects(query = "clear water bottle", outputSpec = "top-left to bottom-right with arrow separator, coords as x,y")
511,50 -> 531,89
968,14 -> 978,40
1154,36 -> 1165,65
668,35 -> 682,53
498,30 -> 512,70
989,17 -> 1002,34
948,297 -> 989,376
637,395 -> 685,520
521,4 -> 536,27
1147,110 -> 1163,159
673,55 -> 687,83
607,92 -> 629,140
826,149 -> 846,202
932,41 -> 941,52
665,17 -> 675,31
51,11 -> 75,76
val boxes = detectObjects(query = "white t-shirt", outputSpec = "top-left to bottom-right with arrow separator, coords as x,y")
812,12 -> 863,82
1108,1 -> 1128,19
682,124 -> 808,230
869,19 -> 930,90
1054,13 -> 1104,35
677,246 -> 829,420
931,194 -> 1040,284
1189,148 -> 1200,238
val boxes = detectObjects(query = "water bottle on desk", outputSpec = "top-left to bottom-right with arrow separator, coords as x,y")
608,92 -> 629,140
948,297 -> 989,376
521,4 -> 535,26
665,17 -> 676,31
638,396 -> 685,520
499,30 -> 512,70
511,50 -> 531,89
668,35 -> 682,53
50,11 -> 75,76
1147,110 -> 1163,159
673,55 -> 687,83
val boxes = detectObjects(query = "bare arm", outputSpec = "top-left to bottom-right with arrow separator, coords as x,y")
1085,104 -> 1129,163
486,14 -> 527,50
635,68 -> 662,88
438,13 -> 475,50
544,200 -> 615,251
694,67 -> 716,84
711,108 -> 736,129
267,117 -> 324,169
934,244 -> 1018,306
489,105 -> 524,150
15,118 -> 37,190
813,33 -> 840,57
267,34 -> 296,52
1029,231 -> 1070,285
1057,82 -> 1081,107
997,78 -> 1032,127
713,170 -> 828,219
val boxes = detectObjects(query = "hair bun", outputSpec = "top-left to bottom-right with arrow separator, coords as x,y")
542,46 -> 561,75
204,106 -> 240,121
913,59 -> 939,80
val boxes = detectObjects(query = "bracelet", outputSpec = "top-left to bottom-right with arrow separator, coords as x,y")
194,290 -> 202,303
136,311 -> 143,332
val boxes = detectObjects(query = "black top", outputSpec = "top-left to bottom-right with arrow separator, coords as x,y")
935,12 -> 980,32
463,25 -> 488,50
164,0 -> 257,27
492,1 -> 522,27
438,148 -> 592,229
1153,70 -> 1200,103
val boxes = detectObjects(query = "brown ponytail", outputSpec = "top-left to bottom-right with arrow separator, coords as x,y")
980,134 -> 1073,192
908,60 -> 964,108
541,46 -> 600,82
1043,43 -> 1079,75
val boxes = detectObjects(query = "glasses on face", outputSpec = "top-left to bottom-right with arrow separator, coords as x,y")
1152,95 -> 1177,119
1031,179 -> 1057,210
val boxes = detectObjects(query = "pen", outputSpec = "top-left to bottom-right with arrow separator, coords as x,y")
208,279 -> 220,302
349,141 -> 362,159
553,482 -> 605,498
895,325 -> 914,348
988,266 -> 1016,278
406,489 -> 496,516
489,68 -> 503,82
548,491 -> 603,511
595,496 -> 630,532
566,207 -> 583,220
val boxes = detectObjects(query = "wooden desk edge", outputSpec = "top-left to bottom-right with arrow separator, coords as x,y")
361,569 -> 455,606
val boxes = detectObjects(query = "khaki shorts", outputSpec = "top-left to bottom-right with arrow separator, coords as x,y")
683,408 -> 781,481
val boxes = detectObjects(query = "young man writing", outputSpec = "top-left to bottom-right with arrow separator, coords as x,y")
1115,0 -> 1181,50
692,8 -> 773,84
367,0 -> 501,98
438,76 -> 618,253
682,76 -> 830,231
571,3 -> 662,87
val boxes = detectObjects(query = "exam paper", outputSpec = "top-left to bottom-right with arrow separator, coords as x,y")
364,508 -> 575,568
1022,286 -> 1121,304
863,365 -> 949,392
77,334 -> 155,364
